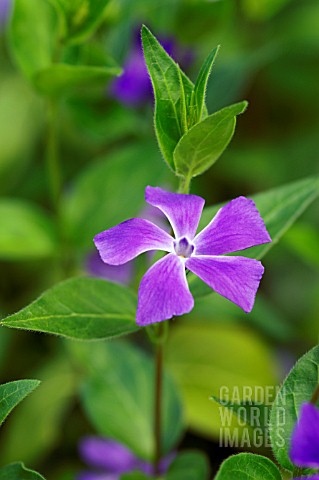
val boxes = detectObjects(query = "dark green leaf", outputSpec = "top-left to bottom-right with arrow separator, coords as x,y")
0,463 -> 45,480
215,453 -> 282,480
1,277 -> 138,340
141,25 -> 194,170
193,45 -> 220,121
174,102 -> 247,178
167,451 -> 209,480
9,0 -> 57,78
77,341 -> 184,461
33,63 -> 122,96
269,345 -> 319,472
0,380 -> 40,426
0,200 -> 58,260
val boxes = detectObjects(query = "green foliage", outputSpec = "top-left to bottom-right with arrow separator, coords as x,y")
269,345 -> 319,472
9,0 -> 58,78
141,25 -> 194,171
33,63 -> 121,96
166,323 -> 276,437
211,397 -> 268,434
0,200 -> 58,260
167,451 -> 209,480
174,101 -> 247,178
76,341 -> 184,461
193,46 -> 220,122
0,380 -> 40,426
191,175 -> 319,298
0,463 -> 45,480
0,278 -> 138,340
214,453 -> 282,480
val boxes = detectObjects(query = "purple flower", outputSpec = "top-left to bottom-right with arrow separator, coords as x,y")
290,402 -> 319,479
94,186 -> 271,326
0,0 -> 11,27
77,436 -> 174,479
110,30 -> 193,107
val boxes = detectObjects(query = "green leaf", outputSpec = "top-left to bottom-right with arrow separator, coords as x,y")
174,101 -> 247,178
167,451 -> 209,480
215,453 -> 282,480
63,141 -> 169,248
0,200 -> 58,260
0,380 -> 40,426
141,25 -> 194,171
1,356 -> 76,465
9,0 -> 57,79
191,175 -> 319,298
283,223 -> 319,268
52,0 -> 110,45
120,474 -> 148,480
33,63 -> 122,96
1,277 -> 138,340
166,323 -> 276,438
0,463 -> 45,480
269,345 -> 319,472
193,45 -> 220,122
76,341 -> 184,461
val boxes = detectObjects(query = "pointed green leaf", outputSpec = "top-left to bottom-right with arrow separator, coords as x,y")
33,63 -> 122,96
194,45 -> 220,121
0,200 -> 58,260
174,101 -> 247,178
9,0 -> 57,79
190,176 -> 319,298
215,453 -> 282,480
0,463 -> 45,480
1,278 -> 138,340
0,380 -> 40,426
141,25 -> 194,170
167,451 -> 209,480
76,341 -> 184,461
269,346 -> 319,472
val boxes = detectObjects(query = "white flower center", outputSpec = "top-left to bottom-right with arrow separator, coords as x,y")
174,237 -> 194,258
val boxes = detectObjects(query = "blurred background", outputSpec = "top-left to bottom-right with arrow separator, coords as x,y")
0,0 -> 319,478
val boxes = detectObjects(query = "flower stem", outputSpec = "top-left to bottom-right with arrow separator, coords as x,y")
178,174 -> 192,194
154,335 -> 163,474
46,99 -> 62,212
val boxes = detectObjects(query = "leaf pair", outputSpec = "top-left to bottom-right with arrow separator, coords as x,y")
141,26 -> 247,180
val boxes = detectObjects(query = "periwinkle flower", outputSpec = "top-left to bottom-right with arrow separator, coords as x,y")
110,31 -> 193,107
0,0 -> 11,27
290,402 -> 319,480
77,436 -> 174,479
94,186 -> 271,326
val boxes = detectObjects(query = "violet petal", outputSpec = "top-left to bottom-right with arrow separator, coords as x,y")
186,255 -> 264,313
79,437 -> 138,472
86,251 -> 134,285
94,218 -> 173,266
194,196 -> 271,256
145,186 -> 205,240
290,403 -> 319,469
136,254 -> 194,325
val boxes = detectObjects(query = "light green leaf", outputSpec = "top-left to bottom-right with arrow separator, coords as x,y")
1,356 -> 76,465
269,345 -> 319,472
190,176 -> 319,298
77,341 -> 184,461
0,200 -> 58,260
167,451 -> 209,480
0,463 -> 45,480
33,63 -> 122,96
63,141 -> 169,248
1,277 -> 138,340
174,101 -> 247,178
141,25 -> 194,171
193,45 -> 220,122
283,223 -> 319,267
166,323 -> 276,438
8,0 -> 57,78
215,453 -> 282,480
0,380 -> 40,426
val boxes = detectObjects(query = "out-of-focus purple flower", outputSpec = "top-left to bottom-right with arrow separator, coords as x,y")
94,186 -> 271,326
290,402 -> 319,479
87,204 -> 168,285
0,0 -> 11,27
109,30 -> 194,107
77,436 -> 174,479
